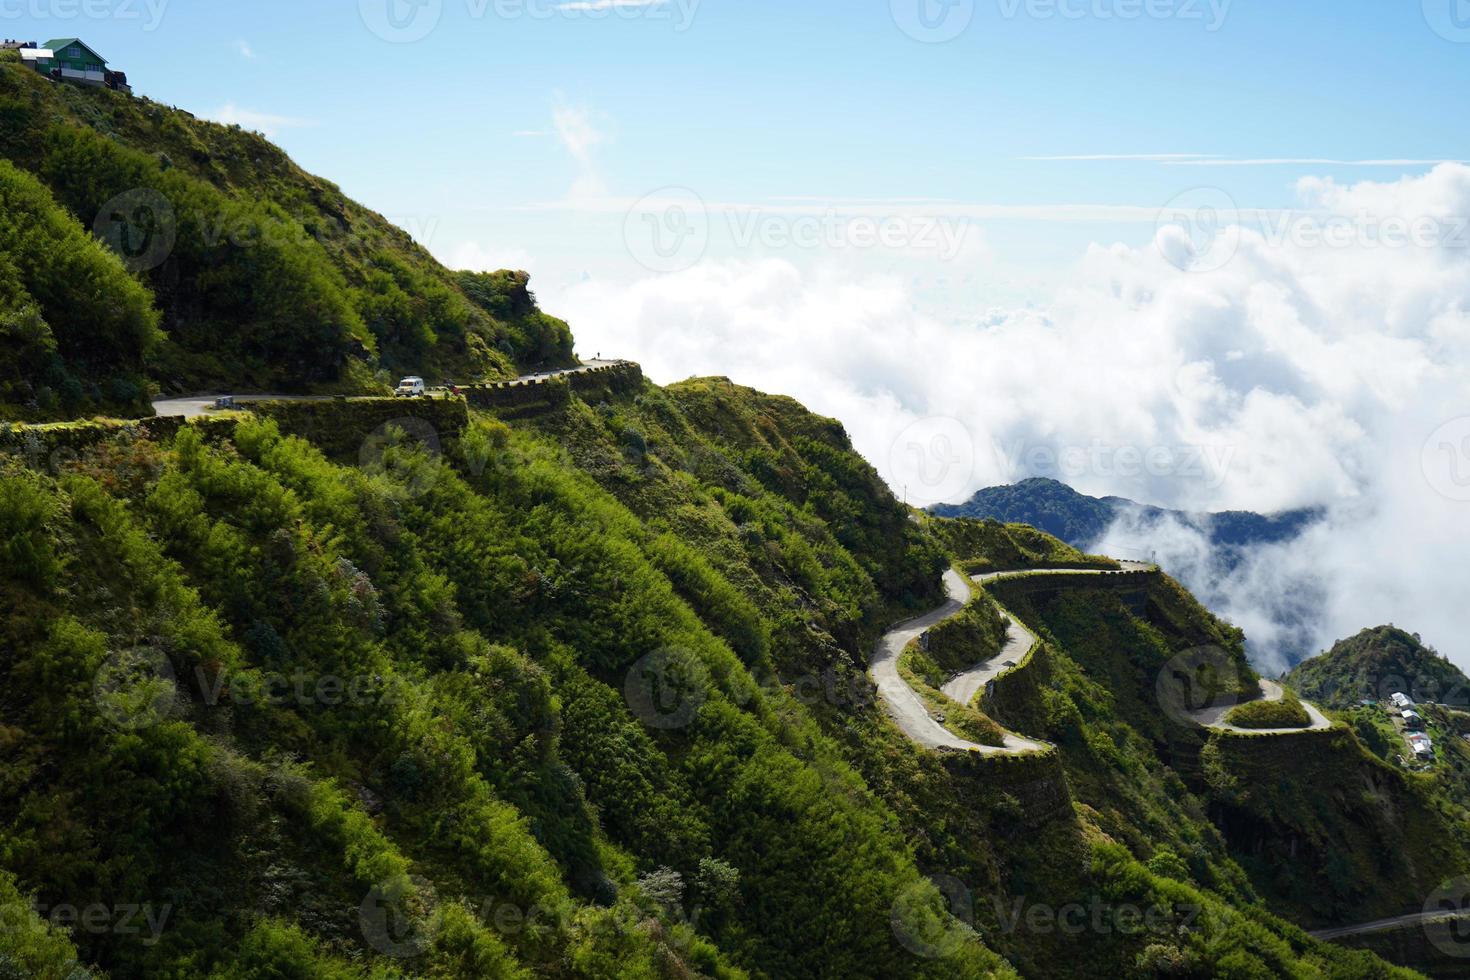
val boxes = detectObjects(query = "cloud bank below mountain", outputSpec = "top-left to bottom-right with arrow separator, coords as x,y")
546,164 -> 1470,671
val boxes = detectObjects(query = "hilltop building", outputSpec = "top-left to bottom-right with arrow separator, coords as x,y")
8,37 -> 130,93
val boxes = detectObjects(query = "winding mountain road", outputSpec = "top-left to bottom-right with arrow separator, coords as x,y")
150,360 -> 624,419
1185,678 -> 1332,734
871,560 -> 1331,756
1309,908 -> 1470,942
869,570 -> 1047,755
941,562 -> 1153,708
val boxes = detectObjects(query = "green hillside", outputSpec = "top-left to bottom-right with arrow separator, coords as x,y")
0,377 -> 1450,977
0,54 -> 573,421
1,66 -> 1465,978
1287,625 -> 1470,710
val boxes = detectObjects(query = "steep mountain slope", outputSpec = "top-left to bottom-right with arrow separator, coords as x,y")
2,372 -> 1449,978
0,54 -> 573,420
0,74 -> 1461,977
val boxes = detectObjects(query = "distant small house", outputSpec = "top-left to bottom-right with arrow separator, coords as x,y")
1409,732 -> 1434,760
1391,692 -> 1414,709
18,47 -> 53,70
1402,709 -> 1425,730
27,38 -> 130,92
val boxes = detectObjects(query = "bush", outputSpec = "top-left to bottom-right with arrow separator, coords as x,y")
1224,691 -> 1311,730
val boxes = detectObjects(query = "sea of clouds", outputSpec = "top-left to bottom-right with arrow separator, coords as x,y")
543,165 -> 1470,674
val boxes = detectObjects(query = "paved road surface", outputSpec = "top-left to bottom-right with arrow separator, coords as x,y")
941,562 -> 1152,708
1311,908 -> 1470,941
869,570 -> 1047,756
151,360 -> 623,419
1186,678 -> 1333,734
875,559 -> 1330,756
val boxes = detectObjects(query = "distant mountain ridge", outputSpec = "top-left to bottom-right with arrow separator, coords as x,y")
930,477 -> 1322,561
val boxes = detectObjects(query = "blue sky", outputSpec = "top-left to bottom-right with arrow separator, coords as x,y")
9,0 -> 1470,289
11,0 -> 1470,662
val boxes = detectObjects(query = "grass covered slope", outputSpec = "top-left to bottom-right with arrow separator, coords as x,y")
1287,625 -> 1470,709
991,574 -> 1470,933
929,515 -> 1118,574
0,389 -> 1011,978
0,159 -> 160,420
0,377 -> 1444,978
0,55 -> 574,418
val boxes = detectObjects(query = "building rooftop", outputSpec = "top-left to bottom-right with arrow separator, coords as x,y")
43,38 -> 107,64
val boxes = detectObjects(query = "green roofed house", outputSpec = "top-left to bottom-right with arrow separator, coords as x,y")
38,38 -> 130,93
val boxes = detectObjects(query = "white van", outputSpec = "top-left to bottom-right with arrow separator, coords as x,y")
394,377 -> 426,398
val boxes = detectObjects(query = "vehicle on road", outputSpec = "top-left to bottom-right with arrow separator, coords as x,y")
394,377 -> 425,398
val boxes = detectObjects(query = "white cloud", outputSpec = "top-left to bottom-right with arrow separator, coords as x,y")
1025,153 -> 1467,167
207,104 -> 314,138
545,163 -> 1470,672
1022,153 -> 1224,161
446,241 -> 535,273
236,39 -> 255,60
551,98 -> 610,200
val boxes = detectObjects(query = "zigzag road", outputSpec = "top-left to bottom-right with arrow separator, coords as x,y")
871,560 -> 1330,756
873,559 -> 1422,948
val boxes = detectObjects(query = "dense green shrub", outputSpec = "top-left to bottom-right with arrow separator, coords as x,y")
923,594 -> 1010,673
0,160 -> 159,418
1224,694 -> 1311,730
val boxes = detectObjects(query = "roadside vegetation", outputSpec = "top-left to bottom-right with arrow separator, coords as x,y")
1225,690 -> 1311,729
0,59 -> 576,421
928,516 -> 1118,574
897,641 -> 1009,746
922,593 -> 1011,674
